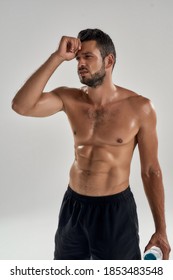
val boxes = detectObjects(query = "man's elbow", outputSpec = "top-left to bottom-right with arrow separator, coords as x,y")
141,166 -> 162,181
11,100 -> 28,116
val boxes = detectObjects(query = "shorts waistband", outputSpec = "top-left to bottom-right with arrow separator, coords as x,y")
66,185 -> 132,203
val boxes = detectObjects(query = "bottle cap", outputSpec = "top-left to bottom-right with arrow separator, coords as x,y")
144,253 -> 157,260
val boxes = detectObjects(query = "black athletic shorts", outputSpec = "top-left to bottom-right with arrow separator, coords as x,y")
54,186 -> 141,260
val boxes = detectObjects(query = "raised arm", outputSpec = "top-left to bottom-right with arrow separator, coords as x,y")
137,99 -> 171,259
12,36 -> 81,117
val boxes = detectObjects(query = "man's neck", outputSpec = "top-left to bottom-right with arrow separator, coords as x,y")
87,80 -> 117,106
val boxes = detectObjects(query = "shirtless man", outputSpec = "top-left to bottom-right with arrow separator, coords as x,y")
12,28 -> 170,260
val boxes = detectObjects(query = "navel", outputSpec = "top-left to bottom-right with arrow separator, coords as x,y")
83,170 -> 92,176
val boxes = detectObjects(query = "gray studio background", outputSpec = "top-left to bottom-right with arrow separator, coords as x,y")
0,0 -> 172,259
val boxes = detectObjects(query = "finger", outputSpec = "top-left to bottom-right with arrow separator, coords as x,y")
69,39 -> 78,53
162,248 -> 170,260
77,38 -> 82,50
163,252 -> 169,260
69,38 -> 81,53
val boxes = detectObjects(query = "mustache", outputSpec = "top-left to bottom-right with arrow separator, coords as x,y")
78,66 -> 88,71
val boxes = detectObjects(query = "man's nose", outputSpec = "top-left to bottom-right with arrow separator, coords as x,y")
78,58 -> 86,68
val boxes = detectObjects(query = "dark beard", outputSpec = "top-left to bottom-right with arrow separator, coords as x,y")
79,64 -> 106,88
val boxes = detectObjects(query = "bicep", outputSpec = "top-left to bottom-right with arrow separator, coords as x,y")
137,102 -> 160,172
25,90 -> 64,117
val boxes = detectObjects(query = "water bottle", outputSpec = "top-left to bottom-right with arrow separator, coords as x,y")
144,246 -> 163,260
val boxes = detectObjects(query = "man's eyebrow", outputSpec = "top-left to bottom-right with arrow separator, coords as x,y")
83,52 -> 93,55
76,52 -> 93,57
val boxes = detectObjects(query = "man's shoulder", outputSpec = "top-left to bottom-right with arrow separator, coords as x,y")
130,94 -> 154,117
52,86 -> 85,103
118,86 -> 154,112
52,86 -> 87,113
53,86 -> 81,96
117,86 -> 156,122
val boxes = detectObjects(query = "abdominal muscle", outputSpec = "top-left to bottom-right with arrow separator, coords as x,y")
69,143 -> 134,196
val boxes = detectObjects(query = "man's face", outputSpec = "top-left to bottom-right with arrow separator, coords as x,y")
76,40 -> 106,88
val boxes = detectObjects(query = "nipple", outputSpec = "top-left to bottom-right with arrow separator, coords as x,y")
117,138 -> 123,143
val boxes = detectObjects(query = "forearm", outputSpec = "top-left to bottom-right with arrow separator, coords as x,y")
142,169 -> 166,233
12,52 -> 64,114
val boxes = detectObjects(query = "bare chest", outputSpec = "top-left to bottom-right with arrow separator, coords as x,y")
66,101 -> 139,145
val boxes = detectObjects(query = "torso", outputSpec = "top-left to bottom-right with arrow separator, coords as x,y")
58,85 -> 145,196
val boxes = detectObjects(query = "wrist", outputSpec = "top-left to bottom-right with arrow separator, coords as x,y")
51,52 -> 65,63
155,228 -> 167,236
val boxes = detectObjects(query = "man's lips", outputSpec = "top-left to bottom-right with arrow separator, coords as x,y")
78,68 -> 88,74
79,71 -> 88,74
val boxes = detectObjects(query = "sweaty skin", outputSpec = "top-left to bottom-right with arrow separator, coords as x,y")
58,85 -> 140,196
12,36 -> 171,259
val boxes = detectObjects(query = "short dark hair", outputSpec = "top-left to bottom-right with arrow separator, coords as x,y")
77,28 -> 116,68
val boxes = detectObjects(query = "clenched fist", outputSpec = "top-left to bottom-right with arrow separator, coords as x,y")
56,36 -> 82,61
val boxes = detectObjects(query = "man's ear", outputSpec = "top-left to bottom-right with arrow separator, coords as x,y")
105,54 -> 114,69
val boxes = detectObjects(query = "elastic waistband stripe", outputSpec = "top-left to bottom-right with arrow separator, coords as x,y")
66,185 -> 132,203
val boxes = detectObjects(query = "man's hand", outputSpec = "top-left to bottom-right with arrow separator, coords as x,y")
145,232 -> 171,259
12,36 -> 81,116
56,36 -> 81,61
